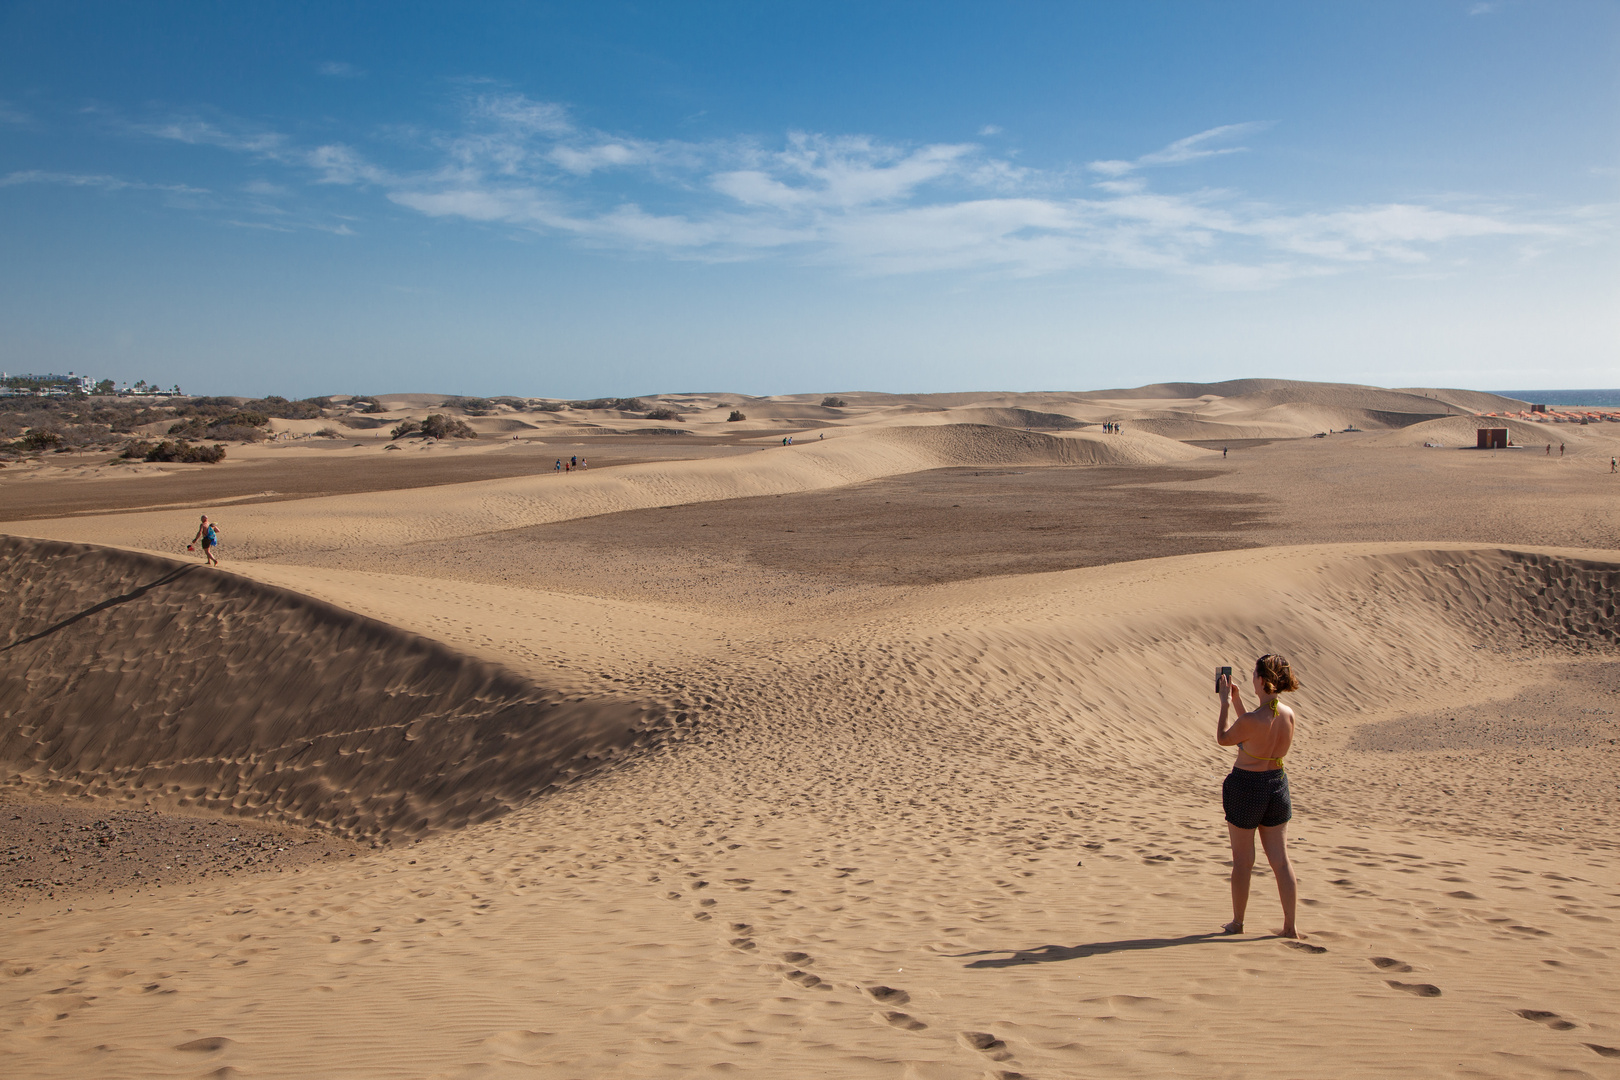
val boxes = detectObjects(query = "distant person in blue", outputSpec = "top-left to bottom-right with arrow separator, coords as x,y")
189,514 -> 221,566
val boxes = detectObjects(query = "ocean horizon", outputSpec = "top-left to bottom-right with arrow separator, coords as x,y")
1494,389 -> 1620,408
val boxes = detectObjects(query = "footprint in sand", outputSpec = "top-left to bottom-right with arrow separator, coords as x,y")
958,1031 -> 1013,1062
1283,940 -> 1327,954
1515,1009 -> 1578,1031
729,923 -> 752,933
175,1037 -> 232,1052
1387,981 -> 1442,997
729,937 -> 756,951
783,969 -> 824,988
879,1010 -> 927,1031
779,951 -> 811,964
1369,957 -> 1413,973
864,985 -> 910,1005
1584,1044 -> 1620,1058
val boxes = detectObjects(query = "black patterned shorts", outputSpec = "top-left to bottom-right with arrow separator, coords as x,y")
1222,768 -> 1291,830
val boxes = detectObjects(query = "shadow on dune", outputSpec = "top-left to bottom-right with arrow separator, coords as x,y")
4,563 -> 199,651
0,536 -> 671,842
959,934 -> 1235,967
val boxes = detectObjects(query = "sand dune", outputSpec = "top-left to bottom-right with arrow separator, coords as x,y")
0,536 -> 668,841
4,378 -> 1619,1079
4,536 -> 1618,1077
3,423 -> 1211,560
1369,413 -> 1613,449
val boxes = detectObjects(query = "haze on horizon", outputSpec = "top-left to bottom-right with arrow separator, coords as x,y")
1,1 -> 1615,399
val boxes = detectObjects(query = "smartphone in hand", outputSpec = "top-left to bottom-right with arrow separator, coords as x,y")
1216,666 -> 1232,693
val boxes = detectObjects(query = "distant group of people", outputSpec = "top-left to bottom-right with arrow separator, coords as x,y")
781,436 -> 795,446
1101,421 -> 1123,434
554,455 -> 587,473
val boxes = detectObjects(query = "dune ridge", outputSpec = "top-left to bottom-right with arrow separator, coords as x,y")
7,534 -> 1614,849
0,536 -> 668,841
3,423 -> 1209,560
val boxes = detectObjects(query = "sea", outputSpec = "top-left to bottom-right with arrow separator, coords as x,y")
1495,390 -> 1620,408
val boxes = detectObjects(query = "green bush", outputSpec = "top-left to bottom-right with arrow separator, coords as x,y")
727,409 -> 746,422
645,407 -> 682,421
570,397 -> 646,413
16,430 -> 63,451
820,396 -> 847,408
391,420 -> 421,439
443,396 -> 494,415
206,424 -> 267,442
421,414 -> 477,440
123,439 -> 226,463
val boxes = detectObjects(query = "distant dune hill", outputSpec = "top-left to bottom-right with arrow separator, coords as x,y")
1368,415 -> 1599,449
864,422 -> 1207,466
343,380 -> 1533,446
3,423 -> 1212,559
1087,378 -> 1523,412
0,536 -> 664,841
844,406 -> 1090,430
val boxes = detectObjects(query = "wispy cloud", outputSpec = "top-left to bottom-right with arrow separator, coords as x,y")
0,100 -> 31,125
1088,123 -> 1269,177
1468,2 -> 1503,15
0,169 -> 207,194
33,93 -> 1600,286
318,61 -> 365,78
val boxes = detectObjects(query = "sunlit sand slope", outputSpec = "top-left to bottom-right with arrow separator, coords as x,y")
2,423 -> 1209,559
2,537 -> 1618,1079
0,536 -> 665,841
1369,414 -> 1618,449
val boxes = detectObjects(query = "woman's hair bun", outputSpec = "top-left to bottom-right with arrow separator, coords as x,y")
1254,653 -> 1300,694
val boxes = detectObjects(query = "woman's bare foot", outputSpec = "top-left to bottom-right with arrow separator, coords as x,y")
1275,927 -> 1304,939
1220,920 -> 1244,935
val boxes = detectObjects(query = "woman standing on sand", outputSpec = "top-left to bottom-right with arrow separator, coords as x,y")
1215,654 -> 1302,938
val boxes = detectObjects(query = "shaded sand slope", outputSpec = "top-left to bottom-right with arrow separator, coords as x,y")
0,536 -> 668,841
2,423 -> 1209,560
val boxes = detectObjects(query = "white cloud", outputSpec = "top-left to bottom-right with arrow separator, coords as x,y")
84,95 -> 1597,287
318,61 -> 365,78
978,124 -> 1002,136
0,169 -> 206,194
1089,123 -> 1270,176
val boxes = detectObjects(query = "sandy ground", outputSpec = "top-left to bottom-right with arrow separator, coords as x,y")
3,381 -> 1619,1079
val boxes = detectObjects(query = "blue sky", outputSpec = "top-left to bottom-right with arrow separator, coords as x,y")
1,1 -> 1615,397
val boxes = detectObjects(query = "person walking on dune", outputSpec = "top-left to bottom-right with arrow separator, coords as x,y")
189,514 -> 221,566
1215,654 -> 1303,938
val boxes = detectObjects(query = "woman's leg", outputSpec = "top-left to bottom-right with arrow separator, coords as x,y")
1224,823 -> 1256,933
1258,823 -> 1299,938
